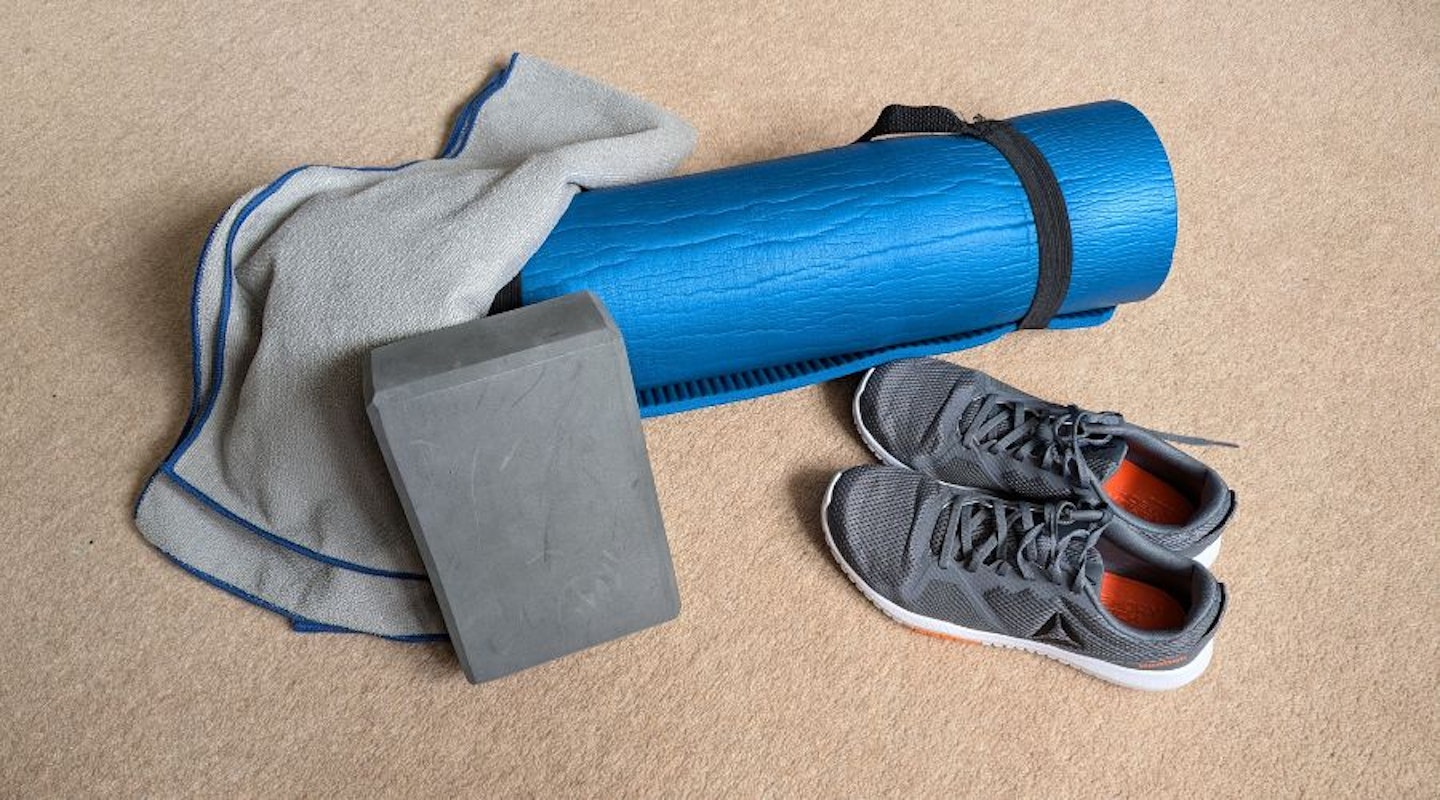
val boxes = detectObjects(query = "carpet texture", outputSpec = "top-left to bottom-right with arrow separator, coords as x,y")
2,2 -> 1436,796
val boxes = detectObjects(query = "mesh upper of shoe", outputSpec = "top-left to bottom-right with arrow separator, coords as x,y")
856,358 -> 1233,556
826,466 -> 1225,669
858,359 -> 975,459
826,466 -> 928,594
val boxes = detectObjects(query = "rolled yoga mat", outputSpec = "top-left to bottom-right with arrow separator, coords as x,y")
519,100 -> 1177,415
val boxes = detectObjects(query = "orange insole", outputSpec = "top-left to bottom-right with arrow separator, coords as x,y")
1103,459 -> 1196,526
1099,572 -> 1187,631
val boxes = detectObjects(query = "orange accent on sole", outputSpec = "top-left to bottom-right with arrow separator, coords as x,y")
1103,459 -> 1195,526
1099,572 -> 1186,631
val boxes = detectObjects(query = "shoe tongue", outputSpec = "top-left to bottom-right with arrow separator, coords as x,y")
1030,528 -> 1101,582
1081,545 -> 1104,587
1085,438 -> 1128,482
933,501 -> 1102,586
963,398 -> 1128,481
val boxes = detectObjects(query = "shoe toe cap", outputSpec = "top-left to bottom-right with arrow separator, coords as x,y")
856,359 -> 971,464
824,466 -> 928,596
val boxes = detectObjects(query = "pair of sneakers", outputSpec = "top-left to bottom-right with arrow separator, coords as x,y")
822,358 -> 1236,690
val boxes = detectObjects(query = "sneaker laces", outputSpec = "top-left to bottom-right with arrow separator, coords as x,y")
960,394 -> 1237,498
935,497 -> 1108,591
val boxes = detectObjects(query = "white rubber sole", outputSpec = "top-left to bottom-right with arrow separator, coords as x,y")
821,472 -> 1214,691
1190,536 -> 1222,570
852,367 -> 1223,569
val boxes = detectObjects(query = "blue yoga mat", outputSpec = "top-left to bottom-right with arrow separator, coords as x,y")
521,100 -> 1177,415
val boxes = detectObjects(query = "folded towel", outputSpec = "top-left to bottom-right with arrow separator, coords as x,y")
135,54 -> 696,637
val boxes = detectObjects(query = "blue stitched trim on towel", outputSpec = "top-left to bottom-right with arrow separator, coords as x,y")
137,54 -> 524,635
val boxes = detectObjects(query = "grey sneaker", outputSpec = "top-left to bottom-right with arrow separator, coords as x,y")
853,358 -> 1237,566
823,465 -> 1227,690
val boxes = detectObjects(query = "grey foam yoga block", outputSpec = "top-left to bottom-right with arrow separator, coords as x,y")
364,291 -> 679,683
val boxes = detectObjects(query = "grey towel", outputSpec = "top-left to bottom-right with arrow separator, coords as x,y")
135,54 -> 696,637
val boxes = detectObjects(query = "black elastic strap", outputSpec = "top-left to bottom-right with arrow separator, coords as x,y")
856,104 -> 1072,330
488,272 -> 523,315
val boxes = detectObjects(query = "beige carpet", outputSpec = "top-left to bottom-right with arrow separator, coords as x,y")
3,2 -> 1437,796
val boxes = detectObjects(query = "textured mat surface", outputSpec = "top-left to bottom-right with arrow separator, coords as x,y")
524,100 -> 1175,413
2,2 -> 1437,796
